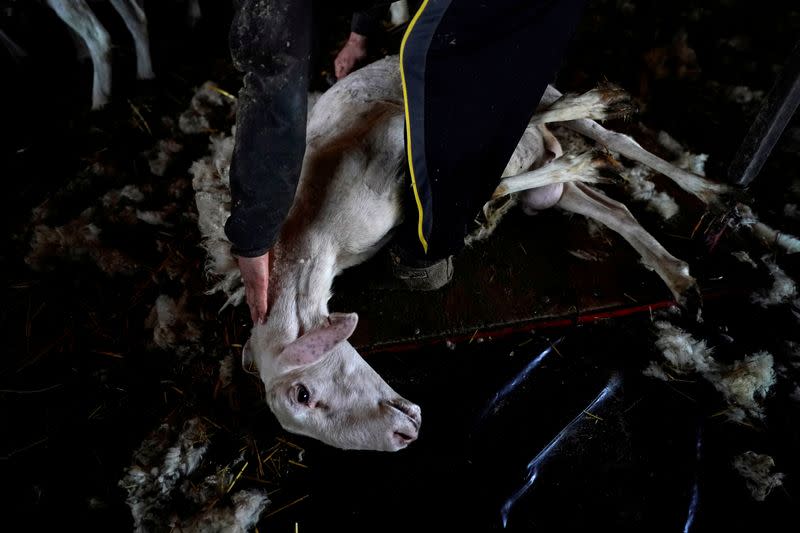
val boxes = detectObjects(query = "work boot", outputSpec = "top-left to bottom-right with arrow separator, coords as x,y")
385,245 -> 454,291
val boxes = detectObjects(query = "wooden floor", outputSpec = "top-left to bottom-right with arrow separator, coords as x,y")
331,198 -> 731,352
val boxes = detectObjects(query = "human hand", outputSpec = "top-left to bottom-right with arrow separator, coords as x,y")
334,32 -> 368,79
237,252 -> 270,324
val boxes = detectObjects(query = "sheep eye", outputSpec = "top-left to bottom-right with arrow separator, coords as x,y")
296,384 -> 310,405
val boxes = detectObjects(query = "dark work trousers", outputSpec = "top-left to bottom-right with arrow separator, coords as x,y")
225,0 -> 585,260
399,0 -> 586,261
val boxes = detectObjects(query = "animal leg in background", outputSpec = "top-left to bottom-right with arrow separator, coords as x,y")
109,0 -> 155,80
47,0 -> 112,109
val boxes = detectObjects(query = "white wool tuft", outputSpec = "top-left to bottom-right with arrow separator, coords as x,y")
190,130 -> 245,308
120,418 -> 211,532
727,86 -> 765,105
711,351 -> 776,420
146,139 -> 183,176
656,130 -> 709,175
643,361 -> 671,381
624,165 -> 680,220
731,250 -> 757,268
648,323 -> 776,421
674,151 -> 708,177
751,256 -> 797,307
653,321 -> 715,373
179,81 -> 237,135
145,294 -> 202,349
120,421 -> 266,532
732,451 -> 785,501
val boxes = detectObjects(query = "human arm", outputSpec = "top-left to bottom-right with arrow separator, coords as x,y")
225,0 -> 311,320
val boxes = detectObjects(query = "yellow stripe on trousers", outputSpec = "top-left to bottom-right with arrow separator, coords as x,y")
399,0 -> 431,253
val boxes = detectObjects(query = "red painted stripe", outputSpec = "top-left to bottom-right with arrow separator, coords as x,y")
360,288 -> 741,355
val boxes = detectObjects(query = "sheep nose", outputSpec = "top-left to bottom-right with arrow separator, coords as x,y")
384,398 -> 422,428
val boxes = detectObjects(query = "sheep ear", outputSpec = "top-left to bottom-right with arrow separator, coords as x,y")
280,313 -> 359,368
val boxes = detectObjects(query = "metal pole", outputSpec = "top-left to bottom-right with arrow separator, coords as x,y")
728,40 -> 800,187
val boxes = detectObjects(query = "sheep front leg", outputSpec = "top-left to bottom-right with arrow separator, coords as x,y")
47,0 -> 112,109
109,0 -> 154,80
557,182 -> 701,317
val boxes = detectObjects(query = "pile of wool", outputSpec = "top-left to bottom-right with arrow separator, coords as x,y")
146,139 -> 184,177
732,451 -> 785,501
618,130 -> 709,221
644,321 -> 776,423
26,176 -> 184,274
751,255 -> 798,308
26,207 -> 138,275
190,131 -> 244,309
179,82 -> 238,135
145,294 -> 203,352
119,418 -> 269,532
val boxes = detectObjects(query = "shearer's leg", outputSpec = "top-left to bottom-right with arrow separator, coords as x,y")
391,0 -> 587,289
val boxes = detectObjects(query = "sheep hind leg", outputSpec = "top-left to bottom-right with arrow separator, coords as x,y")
540,85 -> 728,204
530,83 -> 635,125
557,181 -> 702,320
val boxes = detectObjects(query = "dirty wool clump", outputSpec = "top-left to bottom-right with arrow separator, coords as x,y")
658,131 -> 708,176
713,351 -> 776,422
732,451 -> 785,501
651,321 -> 715,373
27,183 -> 150,273
218,353 -> 236,388
646,322 -> 776,422
191,131 -> 244,309
26,174 -> 187,275
179,81 -> 238,135
26,208 -> 139,275
751,255 -> 798,308
618,130 -> 709,221
622,164 -> 680,220
120,418 -> 210,531
145,294 -> 203,354
120,418 -> 270,532
180,489 -> 270,533
731,250 -> 758,268
146,138 -> 184,177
